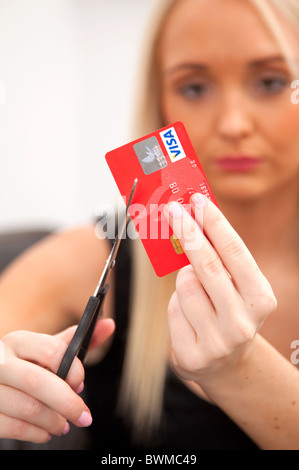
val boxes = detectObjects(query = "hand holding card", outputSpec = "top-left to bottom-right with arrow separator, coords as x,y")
105,122 -> 218,277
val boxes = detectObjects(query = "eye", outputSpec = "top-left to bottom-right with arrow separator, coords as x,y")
253,75 -> 289,95
178,82 -> 209,100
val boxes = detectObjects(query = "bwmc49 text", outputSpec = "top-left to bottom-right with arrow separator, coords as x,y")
145,455 -> 196,465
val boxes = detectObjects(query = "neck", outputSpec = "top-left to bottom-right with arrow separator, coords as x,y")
216,182 -> 299,266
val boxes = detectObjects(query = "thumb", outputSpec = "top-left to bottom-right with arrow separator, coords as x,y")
54,319 -> 115,350
54,325 -> 78,344
88,318 -> 115,350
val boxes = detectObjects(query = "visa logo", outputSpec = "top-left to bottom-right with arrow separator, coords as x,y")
159,127 -> 186,163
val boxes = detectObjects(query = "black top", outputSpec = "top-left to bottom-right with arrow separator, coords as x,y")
84,239 -> 259,452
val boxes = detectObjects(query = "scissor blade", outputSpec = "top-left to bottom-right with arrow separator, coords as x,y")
106,177 -> 137,261
94,178 -> 138,296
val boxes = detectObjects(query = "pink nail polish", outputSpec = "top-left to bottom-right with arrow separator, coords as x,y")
76,382 -> 84,394
78,411 -> 93,427
62,422 -> 70,435
167,202 -> 183,219
191,193 -> 207,208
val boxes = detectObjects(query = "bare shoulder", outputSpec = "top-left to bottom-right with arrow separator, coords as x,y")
0,225 -> 113,335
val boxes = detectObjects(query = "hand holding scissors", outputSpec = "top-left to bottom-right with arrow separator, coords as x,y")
57,179 -> 138,380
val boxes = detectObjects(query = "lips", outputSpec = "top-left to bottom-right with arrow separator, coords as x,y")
215,155 -> 263,172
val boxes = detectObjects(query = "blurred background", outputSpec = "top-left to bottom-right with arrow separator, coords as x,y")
0,0 -> 155,234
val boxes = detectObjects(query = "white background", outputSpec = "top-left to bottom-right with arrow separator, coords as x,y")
0,0 -> 155,233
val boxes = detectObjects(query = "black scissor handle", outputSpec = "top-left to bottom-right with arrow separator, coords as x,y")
56,285 -> 109,380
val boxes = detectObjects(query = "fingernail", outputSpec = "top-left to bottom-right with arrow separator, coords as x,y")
167,202 -> 183,219
78,411 -> 93,427
76,382 -> 84,394
62,422 -> 70,435
191,193 -> 207,208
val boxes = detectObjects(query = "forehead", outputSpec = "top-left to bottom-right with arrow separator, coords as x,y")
158,0 -> 297,69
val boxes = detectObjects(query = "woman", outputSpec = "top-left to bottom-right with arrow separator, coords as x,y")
0,0 -> 299,450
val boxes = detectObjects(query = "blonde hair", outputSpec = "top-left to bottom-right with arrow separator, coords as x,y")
118,0 -> 299,441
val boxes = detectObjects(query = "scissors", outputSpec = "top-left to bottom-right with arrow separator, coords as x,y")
57,178 -> 138,380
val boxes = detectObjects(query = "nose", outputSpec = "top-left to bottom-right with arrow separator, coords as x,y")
216,91 -> 254,142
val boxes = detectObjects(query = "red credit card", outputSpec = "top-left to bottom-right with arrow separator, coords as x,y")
105,121 -> 218,277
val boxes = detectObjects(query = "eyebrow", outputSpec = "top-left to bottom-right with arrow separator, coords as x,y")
164,55 -> 292,75
249,55 -> 287,67
164,63 -> 207,75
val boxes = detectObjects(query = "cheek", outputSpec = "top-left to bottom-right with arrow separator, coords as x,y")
161,93 -> 212,148
161,91 -> 190,124
263,103 -> 299,155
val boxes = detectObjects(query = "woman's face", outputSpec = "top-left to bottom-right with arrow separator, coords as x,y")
158,0 -> 299,202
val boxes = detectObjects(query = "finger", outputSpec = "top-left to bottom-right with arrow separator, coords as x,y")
0,357 -> 92,428
4,330 -> 84,391
168,291 -> 198,358
190,193 -> 270,302
87,318 -> 115,350
55,325 -> 78,344
175,265 -> 217,337
55,319 -> 115,347
0,412 -> 50,443
0,384 -> 68,436
164,202 -> 239,315
168,291 -> 222,377
55,319 -> 115,364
